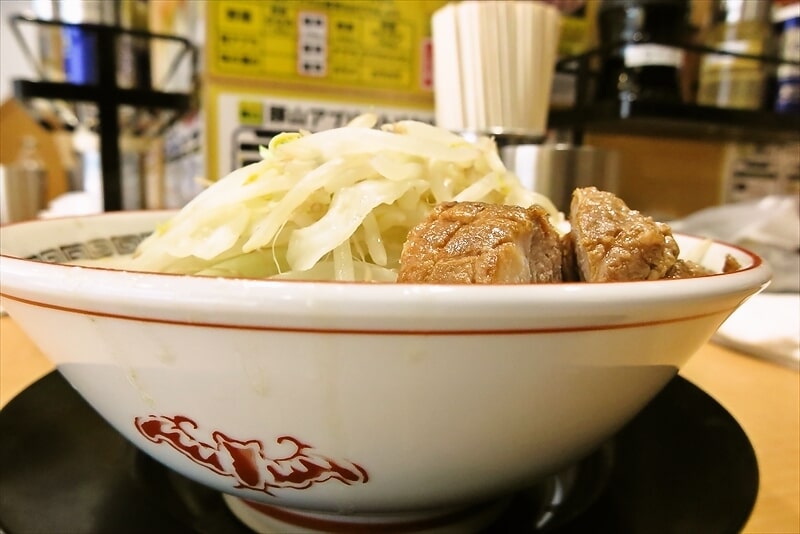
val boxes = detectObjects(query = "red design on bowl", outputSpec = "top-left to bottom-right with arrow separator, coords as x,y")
134,414 -> 368,494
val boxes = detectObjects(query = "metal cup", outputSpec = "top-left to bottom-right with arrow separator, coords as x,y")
500,143 -> 620,213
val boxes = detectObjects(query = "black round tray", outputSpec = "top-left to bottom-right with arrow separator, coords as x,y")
0,372 -> 758,533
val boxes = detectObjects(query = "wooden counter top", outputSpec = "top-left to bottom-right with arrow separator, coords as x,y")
1,315 -> 798,532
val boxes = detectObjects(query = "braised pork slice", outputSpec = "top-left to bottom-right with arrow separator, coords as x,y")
560,231 -> 581,282
722,254 -> 742,273
664,259 -> 714,279
664,254 -> 740,279
398,201 -> 562,284
569,187 -> 679,282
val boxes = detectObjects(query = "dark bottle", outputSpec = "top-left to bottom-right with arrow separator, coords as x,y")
596,0 -> 691,103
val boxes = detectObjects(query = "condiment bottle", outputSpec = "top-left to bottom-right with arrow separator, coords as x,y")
5,136 -> 48,222
773,1 -> 800,113
696,0 -> 774,110
596,0 -> 691,103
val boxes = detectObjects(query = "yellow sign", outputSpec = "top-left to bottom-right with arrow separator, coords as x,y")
206,0 -> 446,99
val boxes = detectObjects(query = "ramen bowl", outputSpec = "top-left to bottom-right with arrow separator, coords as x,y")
0,211 -> 770,533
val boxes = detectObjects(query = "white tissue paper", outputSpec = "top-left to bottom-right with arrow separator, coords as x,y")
714,293 -> 799,370
38,191 -> 103,219
670,195 -> 800,369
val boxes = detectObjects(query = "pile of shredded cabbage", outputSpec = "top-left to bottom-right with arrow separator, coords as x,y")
131,115 -> 561,281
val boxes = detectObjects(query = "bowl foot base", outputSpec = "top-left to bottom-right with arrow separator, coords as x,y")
222,494 -> 511,534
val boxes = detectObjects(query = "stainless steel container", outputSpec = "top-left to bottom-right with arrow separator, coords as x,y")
500,144 -> 620,212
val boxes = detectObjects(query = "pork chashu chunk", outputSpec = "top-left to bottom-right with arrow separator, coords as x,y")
570,187 -> 679,282
398,201 -> 563,284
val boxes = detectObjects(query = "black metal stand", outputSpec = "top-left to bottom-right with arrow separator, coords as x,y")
548,40 -> 800,144
9,15 -> 197,211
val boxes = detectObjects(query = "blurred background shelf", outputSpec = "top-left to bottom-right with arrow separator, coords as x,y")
549,36 -> 800,145
549,99 -> 800,143
13,79 -> 192,110
1,1 -> 796,221
8,13 -> 197,211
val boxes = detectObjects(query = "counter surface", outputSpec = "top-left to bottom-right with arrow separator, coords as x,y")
1,316 -> 798,533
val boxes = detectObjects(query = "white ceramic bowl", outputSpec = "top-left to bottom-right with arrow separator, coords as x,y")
0,211 -> 770,532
